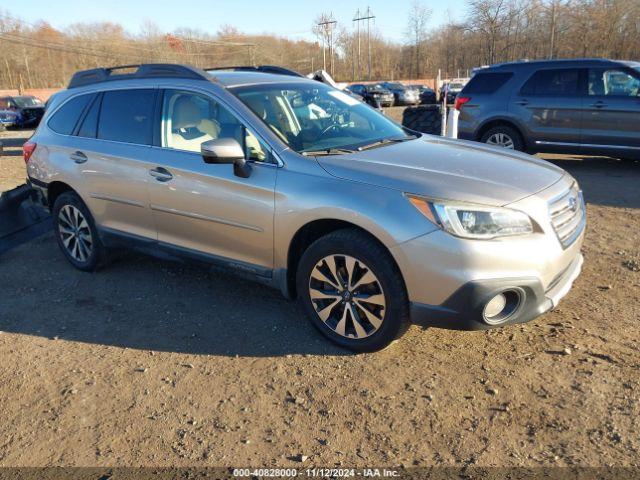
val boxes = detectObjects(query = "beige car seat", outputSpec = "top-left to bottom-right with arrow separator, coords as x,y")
169,96 -> 221,151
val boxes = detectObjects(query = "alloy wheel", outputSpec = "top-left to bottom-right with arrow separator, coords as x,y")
486,132 -> 515,149
58,204 -> 93,263
308,254 -> 386,339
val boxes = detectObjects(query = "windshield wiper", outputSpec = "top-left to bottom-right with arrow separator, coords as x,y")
356,135 -> 418,152
301,148 -> 356,156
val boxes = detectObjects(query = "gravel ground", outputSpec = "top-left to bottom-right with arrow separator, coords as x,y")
0,128 -> 639,469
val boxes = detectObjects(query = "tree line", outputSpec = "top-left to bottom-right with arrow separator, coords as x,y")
1,0 -> 639,90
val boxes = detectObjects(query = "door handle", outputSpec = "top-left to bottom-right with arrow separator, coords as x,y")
589,101 -> 607,109
149,167 -> 173,182
70,151 -> 87,164
515,99 -> 529,106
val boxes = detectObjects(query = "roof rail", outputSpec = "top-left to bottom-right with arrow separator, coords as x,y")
205,65 -> 305,78
67,64 -> 212,89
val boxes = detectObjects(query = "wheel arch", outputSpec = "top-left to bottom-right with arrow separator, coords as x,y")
284,219 -> 405,300
475,117 -> 527,147
47,181 -> 76,209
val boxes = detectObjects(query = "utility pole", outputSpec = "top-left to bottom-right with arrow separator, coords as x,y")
354,7 -> 375,80
353,8 -> 361,80
316,14 -> 337,75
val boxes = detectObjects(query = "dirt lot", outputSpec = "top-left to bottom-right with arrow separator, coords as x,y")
0,127 -> 639,469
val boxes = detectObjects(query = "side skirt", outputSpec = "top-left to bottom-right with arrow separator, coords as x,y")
98,226 -> 285,292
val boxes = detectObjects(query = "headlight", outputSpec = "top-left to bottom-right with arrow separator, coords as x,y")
407,195 -> 534,239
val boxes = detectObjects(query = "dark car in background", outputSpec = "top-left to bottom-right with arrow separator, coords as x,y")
456,58 -> 640,159
380,82 -> 420,106
0,95 -> 45,128
346,84 -> 395,107
411,84 -> 437,104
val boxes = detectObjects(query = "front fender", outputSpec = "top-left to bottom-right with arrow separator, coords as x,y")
273,159 -> 438,270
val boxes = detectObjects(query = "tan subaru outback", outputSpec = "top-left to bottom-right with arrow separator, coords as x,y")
25,64 -> 586,352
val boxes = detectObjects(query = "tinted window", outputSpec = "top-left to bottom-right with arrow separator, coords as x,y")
98,89 -> 155,144
463,72 -> 513,94
588,68 -> 640,96
77,94 -> 101,138
48,94 -> 93,135
521,69 -> 580,96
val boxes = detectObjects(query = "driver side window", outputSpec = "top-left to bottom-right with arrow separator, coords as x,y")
588,69 -> 639,97
161,89 -> 270,162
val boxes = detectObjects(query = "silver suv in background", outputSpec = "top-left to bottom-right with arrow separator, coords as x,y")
456,58 -> 640,159
26,64 -> 585,351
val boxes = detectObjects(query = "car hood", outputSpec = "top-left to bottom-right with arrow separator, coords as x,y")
315,136 -> 566,206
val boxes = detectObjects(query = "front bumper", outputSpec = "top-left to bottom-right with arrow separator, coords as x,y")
409,253 -> 583,330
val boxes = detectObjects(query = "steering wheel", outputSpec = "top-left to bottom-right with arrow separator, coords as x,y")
320,122 -> 341,136
319,110 -> 348,137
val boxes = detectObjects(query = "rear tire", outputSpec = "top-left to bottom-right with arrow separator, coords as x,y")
52,192 -> 104,272
480,125 -> 524,151
296,229 -> 410,352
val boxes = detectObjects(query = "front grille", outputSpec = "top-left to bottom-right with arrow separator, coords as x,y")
548,183 -> 586,248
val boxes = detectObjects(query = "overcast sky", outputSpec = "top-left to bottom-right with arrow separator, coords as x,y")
5,0 -> 465,43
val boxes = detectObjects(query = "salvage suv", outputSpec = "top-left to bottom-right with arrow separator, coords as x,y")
25,64 -> 586,352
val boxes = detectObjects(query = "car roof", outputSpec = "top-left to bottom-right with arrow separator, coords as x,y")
209,70 -> 313,88
485,58 -> 633,71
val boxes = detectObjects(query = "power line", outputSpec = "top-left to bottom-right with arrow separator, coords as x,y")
353,6 -> 375,80
0,33 -> 143,61
316,14 -> 337,75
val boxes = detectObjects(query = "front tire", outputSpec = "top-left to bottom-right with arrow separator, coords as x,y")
52,192 -> 104,271
296,229 -> 410,352
480,125 -> 524,151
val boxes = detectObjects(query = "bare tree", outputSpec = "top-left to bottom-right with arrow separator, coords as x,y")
405,1 -> 432,77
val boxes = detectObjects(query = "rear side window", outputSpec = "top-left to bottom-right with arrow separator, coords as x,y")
48,94 -> 93,135
97,89 -> 155,145
521,68 -> 580,96
77,94 -> 102,138
463,72 -> 513,94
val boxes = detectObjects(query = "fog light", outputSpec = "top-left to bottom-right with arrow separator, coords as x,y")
484,293 -> 507,319
482,289 -> 522,325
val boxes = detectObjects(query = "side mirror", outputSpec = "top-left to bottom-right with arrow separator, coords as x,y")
201,138 -> 251,178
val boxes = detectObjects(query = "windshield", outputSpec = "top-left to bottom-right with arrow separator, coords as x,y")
233,82 -> 413,154
13,96 -> 42,108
